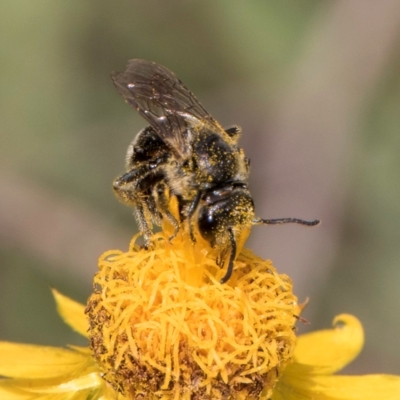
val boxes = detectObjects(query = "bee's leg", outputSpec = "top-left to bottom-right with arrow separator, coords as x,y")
220,227 -> 237,284
113,169 -> 157,248
155,184 -> 180,242
253,217 -> 320,226
186,191 -> 202,243
134,201 -> 153,248
113,166 -> 152,195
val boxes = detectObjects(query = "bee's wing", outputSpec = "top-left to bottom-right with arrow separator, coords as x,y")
111,59 -> 224,159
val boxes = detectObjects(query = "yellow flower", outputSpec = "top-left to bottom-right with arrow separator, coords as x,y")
86,234 -> 298,399
1,233 -> 400,399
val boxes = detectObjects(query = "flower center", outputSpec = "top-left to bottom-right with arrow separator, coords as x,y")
86,231 -> 299,400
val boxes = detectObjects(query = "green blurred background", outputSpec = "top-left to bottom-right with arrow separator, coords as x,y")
1,0 -> 400,374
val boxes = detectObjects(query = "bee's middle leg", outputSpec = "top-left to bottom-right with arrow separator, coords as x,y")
155,183 -> 180,242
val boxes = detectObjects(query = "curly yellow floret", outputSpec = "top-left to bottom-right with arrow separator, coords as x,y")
86,225 -> 299,399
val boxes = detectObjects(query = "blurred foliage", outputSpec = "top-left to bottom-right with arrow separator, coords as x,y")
1,0 -> 399,376
317,53 -> 400,373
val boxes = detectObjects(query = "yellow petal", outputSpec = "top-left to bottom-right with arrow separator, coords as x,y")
0,378 -> 100,400
274,371 -> 400,399
0,373 -> 120,400
52,289 -> 88,338
7,372 -> 103,393
317,374 -> 400,399
67,345 -> 92,355
0,342 -> 90,379
0,382 -> 32,400
293,314 -> 364,374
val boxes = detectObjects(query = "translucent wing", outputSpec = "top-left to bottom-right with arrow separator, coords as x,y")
111,59 -> 225,158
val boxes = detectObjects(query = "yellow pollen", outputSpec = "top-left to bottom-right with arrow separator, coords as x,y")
86,199 -> 299,399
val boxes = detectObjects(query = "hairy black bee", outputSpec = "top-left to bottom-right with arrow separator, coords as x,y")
112,59 -> 319,283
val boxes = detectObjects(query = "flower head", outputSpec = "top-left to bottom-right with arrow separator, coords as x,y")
86,230 -> 299,399
1,230 -> 400,399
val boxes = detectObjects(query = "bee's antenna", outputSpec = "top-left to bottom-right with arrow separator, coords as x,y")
253,218 -> 320,227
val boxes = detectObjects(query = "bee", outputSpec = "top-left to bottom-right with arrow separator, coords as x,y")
112,59 -> 319,283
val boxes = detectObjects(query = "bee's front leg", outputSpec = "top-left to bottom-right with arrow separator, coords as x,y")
113,168 -> 155,248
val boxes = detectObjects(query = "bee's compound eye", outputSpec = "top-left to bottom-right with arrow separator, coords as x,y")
197,210 -> 217,244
